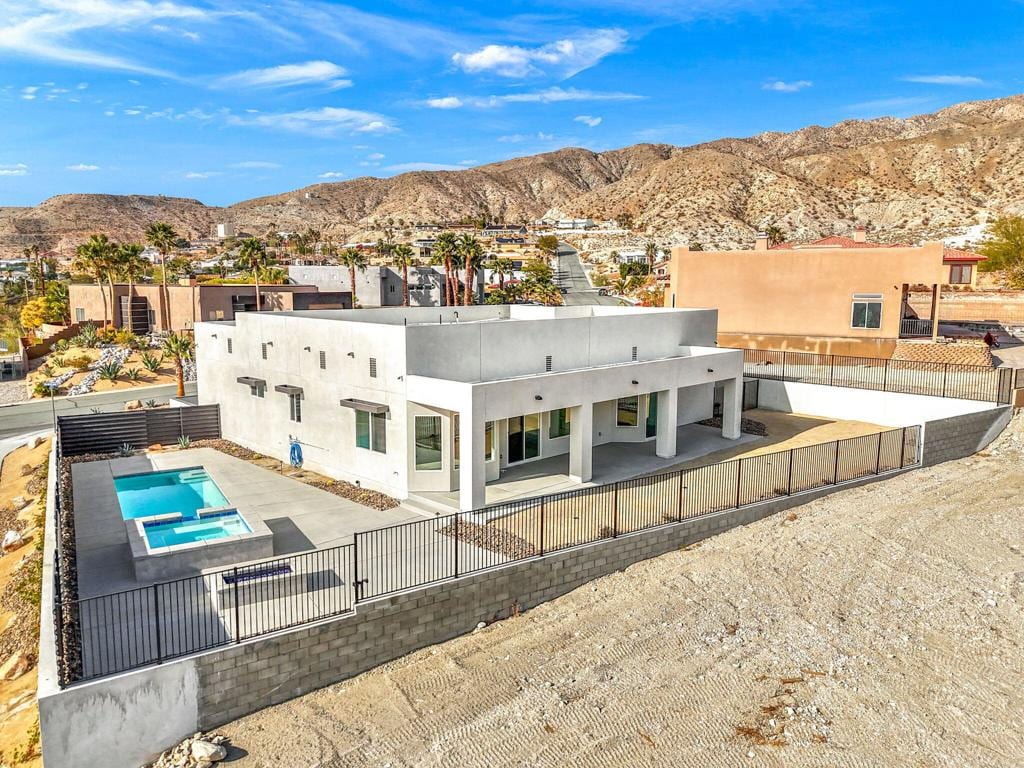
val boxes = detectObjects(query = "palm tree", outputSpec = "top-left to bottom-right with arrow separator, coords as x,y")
145,221 -> 178,329
644,241 -> 658,274
236,238 -> 273,311
338,247 -> 368,307
72,234 -> 115,328
431,231 -> 458,306
489,256 -> 515,290
162,331 -> 194,398
458,233 -> 484,306
764,224 -> 786,247
117,243 -> 148,331
392,243 -> 415,307
23,246 -> 44,294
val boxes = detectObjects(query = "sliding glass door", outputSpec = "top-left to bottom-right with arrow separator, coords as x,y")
507,414 -> 541,463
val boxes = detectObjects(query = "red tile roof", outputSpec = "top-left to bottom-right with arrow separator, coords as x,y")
769,236 -> 986,262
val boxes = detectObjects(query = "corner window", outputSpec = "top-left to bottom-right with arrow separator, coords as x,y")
549,408 -> 570,439
616,396 -> 639,427
851,294 -> 882,329
356,410 -> 386,453
949,264 -> 972,284
288,393 -> 302,422
414,415 -> 442,470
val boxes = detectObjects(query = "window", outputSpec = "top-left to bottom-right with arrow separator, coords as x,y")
356,410 -> 386,453
148,309 -> 156,326
288,393 -> 302,422
415,415 -> 442,470
227,338 -> 233,354
249,381 -> 265,398
545,355 -> 552,372
851,294 -> 883,329
319,351 -> 326,370
549,408 -> 570,439
631,346 -> 638,362
617,396 -> 639,427
485,421 -> 495,461
74,307 -> 86,322
949,264 -> 972,284
369,357 -> 377,378
261,343 -> 268,360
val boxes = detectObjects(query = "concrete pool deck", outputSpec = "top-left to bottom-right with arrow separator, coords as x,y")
72,447 -> 422,597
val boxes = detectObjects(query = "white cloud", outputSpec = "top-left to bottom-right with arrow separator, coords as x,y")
574,114 -> 602,127
763,79 -> 812,92
366,152 -> 385,161
215,61 -> 351,90
317,171 -> 345,179
67,163 -> 99,171
229,160 -> 282,169
385,162 -> 464,173
453,28 -> 627,79
900,74 -> 984,86
103,110 -> 115,117
498,131 -> 558,143
0,163 -> 27,176
424,96 -> 463,109
228,106 -> 397,137
469,86 -> 642,108
184,170 -> 219,179
0,0 -> 208,75
21,86 -> 38,100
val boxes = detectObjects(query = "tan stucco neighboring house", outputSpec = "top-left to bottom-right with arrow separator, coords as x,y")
68,279 -> 352,334
667,228 -> 987,357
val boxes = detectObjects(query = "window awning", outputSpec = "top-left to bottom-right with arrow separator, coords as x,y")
339,398 -> 389,415
274,384 -> 304,396
236,376 -> 266,387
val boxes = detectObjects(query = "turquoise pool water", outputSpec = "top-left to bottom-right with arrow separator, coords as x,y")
114,468 -> 229,521
143,510 -> 252,548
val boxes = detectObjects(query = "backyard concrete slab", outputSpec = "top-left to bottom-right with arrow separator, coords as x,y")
72,446 -> 423,596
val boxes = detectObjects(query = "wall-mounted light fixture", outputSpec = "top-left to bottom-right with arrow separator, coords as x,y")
631,380 -> 639,385
266,341 -> 274,347
535,395 -> 543,401
303,346 -> 311,352
707,368 -> 714,373
347,351 -> 355,358
211,333 -> 218,339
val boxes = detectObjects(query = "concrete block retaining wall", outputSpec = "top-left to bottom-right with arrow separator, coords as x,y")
920,406 -> 1012,466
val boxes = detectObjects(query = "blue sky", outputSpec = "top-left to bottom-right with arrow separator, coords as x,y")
0,0 -> 1022,206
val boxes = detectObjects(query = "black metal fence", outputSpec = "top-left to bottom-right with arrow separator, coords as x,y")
353,426 -> 920,601
57,424 -> 920,685
742,349 -> 1013,404
57,405 -> 221,456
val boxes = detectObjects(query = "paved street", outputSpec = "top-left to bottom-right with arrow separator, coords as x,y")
554,244 -> 619,307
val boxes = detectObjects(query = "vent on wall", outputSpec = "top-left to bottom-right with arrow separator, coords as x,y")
227,338 -> 233,354
261,343 -> 268,360
319,351 -> 326,370
545,355 -> 552,372
369,357 -> 377,378
631,346 -> 638,362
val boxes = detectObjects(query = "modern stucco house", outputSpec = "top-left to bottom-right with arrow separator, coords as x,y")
667,227 -> 987,357
195,305 -> 744,511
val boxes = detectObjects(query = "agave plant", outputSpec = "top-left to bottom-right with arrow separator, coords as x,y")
51,338 -> 70,353
50,355 -> 66,368
71,324 -> 99,348
124,367 -> 142,381
140,351 -> 164,372
177,435 -> 192,449
118,442 -> 134,457
97,361 -> 123,381
144,399 -> 157,409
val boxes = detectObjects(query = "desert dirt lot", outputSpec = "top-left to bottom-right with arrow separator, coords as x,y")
218,416 -> 1024,768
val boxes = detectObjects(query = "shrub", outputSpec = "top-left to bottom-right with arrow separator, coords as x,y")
124,367 -> 142,381
144,399 -> 157,409
51,338 -> 70,353
140,351 -> 164,372
32,382 -> 54,398
64,354 -> 91,371
50,355 -> 65,368
118,443 -> 134,457
97,361 -> 122,381
39,363 -> 53,377
177,435 -> 192,449
71,324 -> 99,347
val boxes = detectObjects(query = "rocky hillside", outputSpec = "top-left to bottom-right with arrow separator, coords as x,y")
3,94 -> 1024,257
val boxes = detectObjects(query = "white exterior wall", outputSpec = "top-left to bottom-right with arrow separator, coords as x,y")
197,306 -> 738,503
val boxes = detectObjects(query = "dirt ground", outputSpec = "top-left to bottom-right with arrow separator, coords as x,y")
217,413 -> 1024,768
0,439 -> 48,768
25,344 -> 177,398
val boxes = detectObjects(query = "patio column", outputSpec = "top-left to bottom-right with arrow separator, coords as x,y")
458,397 -> 486,512
721,376 -> 742,440
930,283 -> 940,341
568,402 -> 593,484
655,388 -> 678,458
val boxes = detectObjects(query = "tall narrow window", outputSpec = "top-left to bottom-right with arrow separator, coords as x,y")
616,396 -> 639,427
249,382 -> 265,398
549,408 -> 570,439
484,421 -> 495,461
414,415 -> 442,470
74,307 -> 86,322
319,351 -> 327,369
288,393 -> 302,422
356,410 -> 370,449
371,411 -> 387,453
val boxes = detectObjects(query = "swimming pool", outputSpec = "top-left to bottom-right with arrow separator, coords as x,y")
142,509 -> 252,549
114,468 -> 229,521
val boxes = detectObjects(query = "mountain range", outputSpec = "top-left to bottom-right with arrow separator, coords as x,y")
2,94 -> 1023,258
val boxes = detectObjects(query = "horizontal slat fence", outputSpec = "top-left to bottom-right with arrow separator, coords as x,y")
354,426 -> 920,601
58,405 -> 221,455
742,349 -> 1013,404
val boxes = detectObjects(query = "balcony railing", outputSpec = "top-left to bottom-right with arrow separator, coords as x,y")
900,317 -> 933,337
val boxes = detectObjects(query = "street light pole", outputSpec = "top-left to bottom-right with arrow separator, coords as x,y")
47,384 -> 57,431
